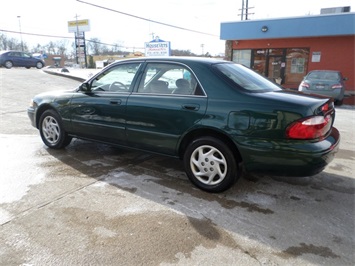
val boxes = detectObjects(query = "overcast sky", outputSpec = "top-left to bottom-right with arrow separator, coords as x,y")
0,0 -> 353,55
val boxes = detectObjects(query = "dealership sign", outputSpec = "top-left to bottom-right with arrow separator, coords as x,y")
67,19 -> 90,33
145,37 -> 171,57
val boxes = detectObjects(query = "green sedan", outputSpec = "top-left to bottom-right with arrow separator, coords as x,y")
28,57 -> 340,192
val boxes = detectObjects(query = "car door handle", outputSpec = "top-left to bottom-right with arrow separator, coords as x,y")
110,99 -> 122,105
182,104 -> 200,111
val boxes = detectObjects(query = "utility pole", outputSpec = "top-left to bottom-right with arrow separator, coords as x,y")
75,14 -> 81,67
17,16 -> 24,51
239,0 -> 254,20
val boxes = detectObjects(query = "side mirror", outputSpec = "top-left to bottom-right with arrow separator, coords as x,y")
343,77 -> 348,81
79,82 -> 91,92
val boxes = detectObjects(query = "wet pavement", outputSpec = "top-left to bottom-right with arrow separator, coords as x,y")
0,68 -> 354,265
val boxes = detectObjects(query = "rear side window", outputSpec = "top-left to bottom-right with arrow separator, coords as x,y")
214,63 -> 282,92
137,63 -> 203,95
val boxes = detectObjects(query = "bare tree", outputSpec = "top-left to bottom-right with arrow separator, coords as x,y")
0,34 -> 28,51
87,38 -> 104,55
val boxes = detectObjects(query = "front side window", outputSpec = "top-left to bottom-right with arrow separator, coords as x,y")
137,63 -> 201,95
91,63 -> 141,92
215,63 -> 282,92
22,53 -> 31,58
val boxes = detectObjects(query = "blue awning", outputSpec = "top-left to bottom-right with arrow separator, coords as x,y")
220,12 -> 355,40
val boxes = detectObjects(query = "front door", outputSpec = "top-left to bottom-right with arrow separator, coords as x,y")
69,62 -> 142,144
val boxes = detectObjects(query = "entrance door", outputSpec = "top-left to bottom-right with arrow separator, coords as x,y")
268,56 -> 283,84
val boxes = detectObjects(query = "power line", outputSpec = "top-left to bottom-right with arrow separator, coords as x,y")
76,0 -> 219,37
0,29 -> 73,40
0,29 -> 144,49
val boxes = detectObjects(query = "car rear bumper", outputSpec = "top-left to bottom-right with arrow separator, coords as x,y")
237,127 -> 340,177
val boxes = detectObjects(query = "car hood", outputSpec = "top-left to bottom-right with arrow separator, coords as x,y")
33,89 -> 76,103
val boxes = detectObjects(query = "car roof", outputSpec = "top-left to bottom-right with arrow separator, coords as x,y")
309,70 -> 341,73
112,56 -> 229,65
0,50 -> 23,54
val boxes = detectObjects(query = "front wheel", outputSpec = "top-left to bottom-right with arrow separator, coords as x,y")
39,110 -> 72,149
36,62 -> 44,69
183,136 -> 240,193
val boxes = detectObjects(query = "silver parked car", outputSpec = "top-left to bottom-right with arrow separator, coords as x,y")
298,70 -> 347,105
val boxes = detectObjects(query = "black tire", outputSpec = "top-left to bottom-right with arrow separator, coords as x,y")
335,99 -> 343,106
183,136 -> 240,193
4,61 -> 13,69
36,62 -> 44,69
39,110 -> 72,149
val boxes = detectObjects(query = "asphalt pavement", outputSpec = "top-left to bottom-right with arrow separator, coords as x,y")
0,68 -> 354,266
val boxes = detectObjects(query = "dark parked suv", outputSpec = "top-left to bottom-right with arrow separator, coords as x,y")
0,50 -> 45,69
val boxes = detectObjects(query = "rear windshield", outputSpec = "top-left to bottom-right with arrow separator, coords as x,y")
214,63 -> 282,92
308,71 -> 340,81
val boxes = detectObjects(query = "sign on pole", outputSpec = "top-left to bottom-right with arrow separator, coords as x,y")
67,19 -> 90,33
67,19 -> 90,67
145,37 -> 171,57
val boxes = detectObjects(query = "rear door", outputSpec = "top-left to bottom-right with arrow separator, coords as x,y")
125,62 -> 207,155
9,52 -> 22,66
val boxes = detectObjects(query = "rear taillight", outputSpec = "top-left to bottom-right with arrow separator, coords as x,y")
331,84 -> 342,89
286,115 -> 332,140
300,81 -> 310,88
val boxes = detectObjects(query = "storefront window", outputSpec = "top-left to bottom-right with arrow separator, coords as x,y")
291,58 -> 305,73
285,48 -> 309,84
232,50 -> 252,67
268,49 -> 284,56
252,49 -> 267,76
233,47 -> 309,87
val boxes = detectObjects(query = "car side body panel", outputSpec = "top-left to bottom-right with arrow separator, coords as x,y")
125,93 -> 208,155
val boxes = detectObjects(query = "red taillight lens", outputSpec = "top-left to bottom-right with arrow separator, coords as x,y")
300,81 -> 310,88
331,84 -> 342,89
321,103 -> 329,112
286,115 -> 332,139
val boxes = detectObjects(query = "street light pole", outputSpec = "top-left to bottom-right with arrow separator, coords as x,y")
17,16 -> 24,51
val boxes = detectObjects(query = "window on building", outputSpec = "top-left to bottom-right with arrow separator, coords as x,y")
252,49 -> 267,76
285,48 -> 309,84
291,58 -> 305,73
232,50 -> 252,68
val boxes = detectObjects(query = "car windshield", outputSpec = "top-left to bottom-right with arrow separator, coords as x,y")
214,63 -> 282,92
308,71 -> 340,81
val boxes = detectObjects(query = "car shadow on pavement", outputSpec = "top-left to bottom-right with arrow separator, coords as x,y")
43,138 -> 355,265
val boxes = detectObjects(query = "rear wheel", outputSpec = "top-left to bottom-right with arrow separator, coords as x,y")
335,99 -> 343,106
4,61 -> 13,69
39,110 -> 72,149
183,136 -> 240,192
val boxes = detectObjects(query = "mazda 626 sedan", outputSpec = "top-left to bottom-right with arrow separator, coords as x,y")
28,57 -> 340,192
